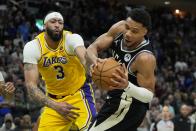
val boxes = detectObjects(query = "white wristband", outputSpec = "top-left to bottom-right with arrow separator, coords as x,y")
124,82 -> 153,103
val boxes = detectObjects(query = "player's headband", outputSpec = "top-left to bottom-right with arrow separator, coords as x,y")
44,12 -> 64,24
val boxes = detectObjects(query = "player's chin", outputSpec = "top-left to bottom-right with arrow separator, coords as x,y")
125,40 -> 133,46
126,41 -> 134,47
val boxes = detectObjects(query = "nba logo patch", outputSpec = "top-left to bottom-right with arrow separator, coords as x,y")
124,54 -> 131,62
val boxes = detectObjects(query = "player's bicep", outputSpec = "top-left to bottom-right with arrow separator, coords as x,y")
90,21 -> 124,52
91,33 -> 114,52
24,63 -> 39,87
136,53 -> 156,92
23,40 -> 41,64
65,33 -> 85,55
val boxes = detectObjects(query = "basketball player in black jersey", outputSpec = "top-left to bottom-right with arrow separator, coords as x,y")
86,8 -> 156,131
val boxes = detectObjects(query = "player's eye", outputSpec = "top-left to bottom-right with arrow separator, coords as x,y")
131,29 -> 139,34
125,24 -> 129,29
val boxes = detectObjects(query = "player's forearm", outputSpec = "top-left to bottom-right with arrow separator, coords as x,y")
86,45 -> 98,65
124,82 -> 154,103
26,84 -> 56,109
75,46 -> 87,69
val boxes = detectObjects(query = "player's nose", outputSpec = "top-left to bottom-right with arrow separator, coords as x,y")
125,31 -> 132,38
54,22 -> 60,28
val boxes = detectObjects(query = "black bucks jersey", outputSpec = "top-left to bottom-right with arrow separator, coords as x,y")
110,33 -> 153,87
88,33 -> 154,131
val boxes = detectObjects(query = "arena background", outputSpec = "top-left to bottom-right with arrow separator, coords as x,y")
0,0 -> 195,130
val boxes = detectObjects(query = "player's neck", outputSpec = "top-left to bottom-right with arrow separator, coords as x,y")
44,34 -> 60,50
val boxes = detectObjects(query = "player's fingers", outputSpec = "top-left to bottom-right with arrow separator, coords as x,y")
90,64 -> 94,75
96,58 -> 102,63
5,86 -> 15,93
97,58 -> 107,63
111,73 -> 123,82
6,85 -> 15,91
9,87 -> 15,93
4,86 -> 12,93
69,110 -> 80,116
65,103 -> 80,110
68,111 -> 80,118
122,64 -> 128,75
64,116 -> 72,121
115,68 -> 125,78
110,78 -> 121,86
111,73 -> 128,89
5,82 -> 14,87
109,85 -> 121,90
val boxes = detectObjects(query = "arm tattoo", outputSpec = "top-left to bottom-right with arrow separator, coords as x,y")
27,85 -> 53,107
27,86 -> 53,107
24,63 -> 54,108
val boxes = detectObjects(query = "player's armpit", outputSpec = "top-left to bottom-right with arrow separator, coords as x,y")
135,53 -> 156,92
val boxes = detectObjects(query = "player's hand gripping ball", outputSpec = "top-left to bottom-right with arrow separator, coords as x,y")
91,58 -> 124,91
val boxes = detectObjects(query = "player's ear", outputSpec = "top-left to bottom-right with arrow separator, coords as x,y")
143,28 -> 147,35
43,24 -> 46,30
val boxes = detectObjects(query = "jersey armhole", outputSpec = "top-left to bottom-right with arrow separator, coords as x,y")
64,32 -> 76,56
36,38 -> 43,62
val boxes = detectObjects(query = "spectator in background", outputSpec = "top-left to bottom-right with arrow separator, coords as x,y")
157,105 -> 174,131
13,117 -> 22,131
137,114 -> 150,131
173,104 -> 192,131
0,113 -> 16,131
0,72 -> 15,125
21,114 -> 33,131
162,99 -> 175,118
150,105 -> 174,131
0,72 -> 15,95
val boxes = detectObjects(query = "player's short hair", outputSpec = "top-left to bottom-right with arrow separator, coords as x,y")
127,8 -> 152,31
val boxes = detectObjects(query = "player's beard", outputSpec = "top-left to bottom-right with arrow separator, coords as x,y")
46,27 -> 63,42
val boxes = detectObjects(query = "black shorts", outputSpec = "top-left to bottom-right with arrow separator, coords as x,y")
88,91 -> 148,131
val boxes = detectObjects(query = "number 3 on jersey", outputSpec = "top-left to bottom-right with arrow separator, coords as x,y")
54,65 -> 65,79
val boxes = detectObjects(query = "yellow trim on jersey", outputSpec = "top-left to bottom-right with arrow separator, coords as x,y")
36,30 -> 86,96
44,37 -> 63,52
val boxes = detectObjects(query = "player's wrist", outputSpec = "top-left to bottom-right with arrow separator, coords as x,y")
124,81 -> 129,90
124,81 -> 154,103
45,99 -> 56,109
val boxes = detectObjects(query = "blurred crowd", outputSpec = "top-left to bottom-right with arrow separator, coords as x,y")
0,0 -> 195,130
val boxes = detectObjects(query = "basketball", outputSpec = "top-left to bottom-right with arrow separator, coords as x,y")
91,58 -> 124,90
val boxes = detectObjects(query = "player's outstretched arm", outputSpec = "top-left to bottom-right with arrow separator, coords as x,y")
24,63 -> 80,120
66,33 -> 87,70
86,21 -> 125,65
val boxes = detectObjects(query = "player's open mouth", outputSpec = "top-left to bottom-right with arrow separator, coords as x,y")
125,39 -> 132,43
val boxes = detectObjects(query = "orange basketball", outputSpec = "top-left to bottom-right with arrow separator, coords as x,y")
91,58 -> 124,90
